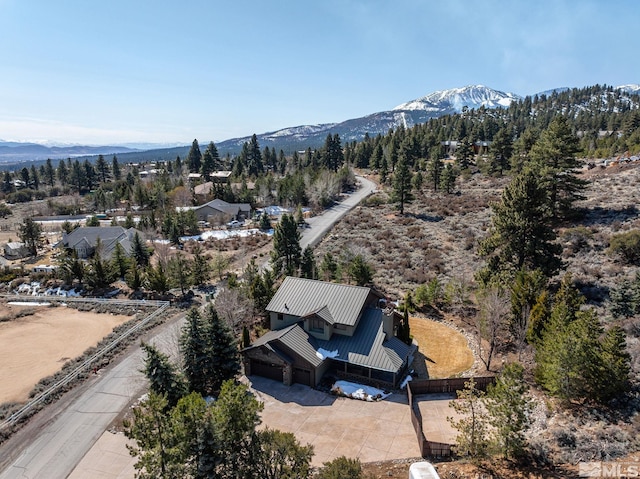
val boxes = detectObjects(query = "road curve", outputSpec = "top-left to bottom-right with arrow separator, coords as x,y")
0,174 -> 377,479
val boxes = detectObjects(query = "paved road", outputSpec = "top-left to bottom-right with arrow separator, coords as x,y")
0,174 -> 376,479
0,317 -> 183,479
300,174 -> 376,249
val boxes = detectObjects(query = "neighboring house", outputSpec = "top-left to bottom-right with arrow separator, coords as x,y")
243,277 -> 415,388
61,226 -> 140,260
189,199 -> 252,224
4,242 -> 30,260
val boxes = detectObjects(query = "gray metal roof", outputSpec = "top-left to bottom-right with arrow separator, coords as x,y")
196,199 -> 251,216
318,308 -> 412,373
247,308 -> 413,374
266,277 -> 371,327
62,226 -> 138,259
303,305 -> 335,325
244,324 -> 323,367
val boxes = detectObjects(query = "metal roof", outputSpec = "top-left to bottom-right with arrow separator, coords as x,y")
318,308 -> 412,373
266,277 -> 371,327
247,308 -> 413,374
244,324 -> 323,367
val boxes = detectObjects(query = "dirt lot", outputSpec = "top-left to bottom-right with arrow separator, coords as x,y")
0,303 -> 132,404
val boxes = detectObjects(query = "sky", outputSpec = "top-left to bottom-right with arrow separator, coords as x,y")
0,0 -> 638,146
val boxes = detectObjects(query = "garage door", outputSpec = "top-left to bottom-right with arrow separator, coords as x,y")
251,359 -> 283,382
293,367 -> 312,386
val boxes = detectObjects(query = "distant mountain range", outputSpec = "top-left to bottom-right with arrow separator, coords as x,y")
2,83 -> 639,165
0,142 -> 139,164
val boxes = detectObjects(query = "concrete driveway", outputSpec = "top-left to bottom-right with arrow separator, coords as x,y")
247,376 -> 422,466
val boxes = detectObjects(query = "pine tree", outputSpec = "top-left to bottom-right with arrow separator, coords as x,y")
299,246 -> 317,279
112,155 -> 121,180
200,141 -> 219,177
426,156 -> 443,191
57,159 -> 69,185
186,139 -> 202,174
132,232 -> 151,267
485,363 -> 533,459
447,378 -> 489,461
347,254 -> 373,286
141,342 -> 187,409
439,163 -> 458,194
44,158 -> 56,187
270,214 -> 301,276
478,169 -> 562,284
168,253 -> 192,296
18,217 -> 43,256
145,263 -> 169,295
530,116 -> 587,220
487,127 -> 513,176
392,153 -> 413,214
96,154 -> 110,183
191,245 -> 211,286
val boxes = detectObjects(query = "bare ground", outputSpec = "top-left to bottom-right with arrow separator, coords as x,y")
0,303 -> 132,403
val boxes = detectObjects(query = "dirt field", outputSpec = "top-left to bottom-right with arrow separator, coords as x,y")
409,316 -> 474,379
0,303 -> 132,404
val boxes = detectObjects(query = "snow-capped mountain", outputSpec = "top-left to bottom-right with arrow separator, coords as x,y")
617,84 -> 640,94
394,85 -> 521,112
217,85 -> 520,151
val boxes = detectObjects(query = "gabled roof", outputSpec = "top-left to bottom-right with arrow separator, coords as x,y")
62,226 -> 139,259
266,277 -> 372,327
247,308 -> 413,374
195,199 -> 251,216
245,323 -> 323,367
317,308 -> 412,372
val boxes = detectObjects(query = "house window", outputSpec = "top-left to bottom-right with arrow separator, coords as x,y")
277,313 -> 284,321
310,317 -> 324,333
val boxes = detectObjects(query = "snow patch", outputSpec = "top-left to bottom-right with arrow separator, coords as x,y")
8,301 -> 51,306
316,348 -> 339,360
331,380 -> 391,402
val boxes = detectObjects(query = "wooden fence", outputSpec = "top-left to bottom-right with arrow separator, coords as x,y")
406,377 -> 495,458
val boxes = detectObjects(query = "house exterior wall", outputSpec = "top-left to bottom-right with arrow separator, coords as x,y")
303,316 -> 332,341
269,312 -> 301,331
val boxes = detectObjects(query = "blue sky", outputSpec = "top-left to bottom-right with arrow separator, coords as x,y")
0,0 -> 638,146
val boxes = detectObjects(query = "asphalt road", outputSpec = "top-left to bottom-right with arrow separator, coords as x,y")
300,174 -> 376,250
0,174 -> 376,479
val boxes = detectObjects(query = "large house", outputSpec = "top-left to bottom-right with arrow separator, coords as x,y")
179,199 -> 251,225
61,226 -> 140,260
243,277 -> 415,389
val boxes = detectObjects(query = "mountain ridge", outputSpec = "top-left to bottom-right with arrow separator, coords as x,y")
2,83 -> 639,163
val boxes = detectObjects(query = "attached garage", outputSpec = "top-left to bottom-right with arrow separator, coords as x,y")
250,359 -> 283,383
293,367 -> 312,386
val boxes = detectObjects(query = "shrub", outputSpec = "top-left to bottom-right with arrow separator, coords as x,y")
608,230 -> 640,265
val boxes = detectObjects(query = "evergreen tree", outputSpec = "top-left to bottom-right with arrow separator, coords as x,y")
320,252 -> 338,281
180,307 -> 240,396
85,250 -> 116,290
316,456 -> 363,479
455,137 -> 474,170
1,171 -> 14,194
271,213 -> 301,276
191,245 -> 211,286
126,262 -> 143,292
57,159 -> 69,185
146,263 -> 169,294
529,116 -> 587,220
123,392 -> 181,479
447,378 -> 489,461
112,155 -> 121,180
392,154 -> 413,214
426,156 -> 444,191
299,246 -> 317,279
44,158 -> 56,187
18,217 -> 43,256
246,134 -> 264,176
168,253 -> 192,296
439,163 -> 458,194
186,139 -> 202,173
132,232 -> 151,267
253,428 -> 314,479
478,169 -> 562,284
96,154 -> 110,183
141,342 -> 187,409
347,254 -> 373,286
485,363 -> 533,459
201,141 -> 218,178
487,127 -> 513,176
